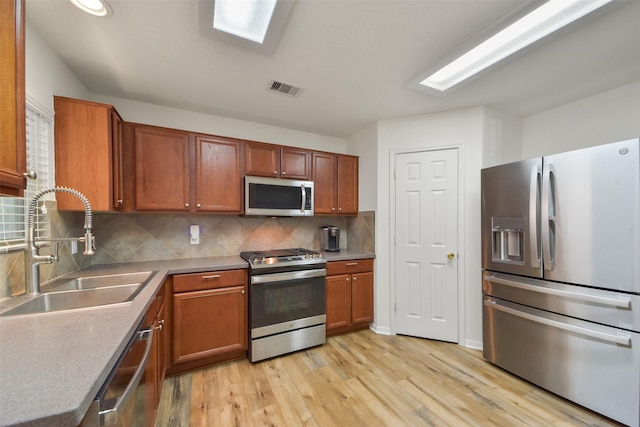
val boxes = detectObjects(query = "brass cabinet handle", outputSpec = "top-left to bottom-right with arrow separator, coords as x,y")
241,289 -> 245,295
196,203 -> 202,208
185,203 -> 190,208
346,262 -> 358,266
201,274 -> 221,280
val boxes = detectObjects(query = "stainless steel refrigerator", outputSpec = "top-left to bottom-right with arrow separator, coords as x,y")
481,138 -> 640,426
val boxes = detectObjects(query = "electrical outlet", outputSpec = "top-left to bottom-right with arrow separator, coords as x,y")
190,225 -> 200,245
71,240 -> 78,254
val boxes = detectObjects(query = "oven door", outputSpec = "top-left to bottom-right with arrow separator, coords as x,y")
250,268 -> 326,336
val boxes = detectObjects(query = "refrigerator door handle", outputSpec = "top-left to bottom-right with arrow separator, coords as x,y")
484,299 -> 631,346
485,274 -> 631,309
529,165 -> 541,268
541,163 -> 556,270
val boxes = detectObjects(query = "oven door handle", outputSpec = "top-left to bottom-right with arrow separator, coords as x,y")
99,328 -> 154,427
251,268 -> 326,285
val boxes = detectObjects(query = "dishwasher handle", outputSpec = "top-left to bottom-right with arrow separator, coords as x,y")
99,328 -> 154,427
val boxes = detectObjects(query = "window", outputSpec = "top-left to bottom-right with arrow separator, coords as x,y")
0,97 -> 53,253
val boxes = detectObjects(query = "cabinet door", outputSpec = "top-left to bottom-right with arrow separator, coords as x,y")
173,286 -> 247,364
312,152 -> 338,214
134,126 -> 191,211
0,0 -> 25,196
326,274 -> 351,330
195,136 -> 243,212
281,147 -> 310,179
351,272 -> 374,325
337,155 -> 359,215
54,97 -> 119,211
245,142 -> 279,177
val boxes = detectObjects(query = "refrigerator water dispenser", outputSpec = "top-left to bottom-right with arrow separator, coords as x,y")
492,217 -> 524,264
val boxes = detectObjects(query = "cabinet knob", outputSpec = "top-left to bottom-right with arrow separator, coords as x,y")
197,203 -> 202,208
353,277 -> 357,281
282,171 -> 286,175
331,207 -> 336,212
23,171 -> 37,180
185,203 -> 190,208
117,199 -> 123,205
338,207 -> 342,212
241,289 -> 246,295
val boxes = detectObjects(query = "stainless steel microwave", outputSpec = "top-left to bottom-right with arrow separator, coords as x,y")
244,176 -> 314,216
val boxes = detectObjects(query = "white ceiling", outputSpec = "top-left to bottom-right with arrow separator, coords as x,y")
26,0 -> 640,139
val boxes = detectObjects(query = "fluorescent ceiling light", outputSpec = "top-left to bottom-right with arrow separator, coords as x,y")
419,0 -> 612,93
214,0 -> 277,44
68,0 -> 112,17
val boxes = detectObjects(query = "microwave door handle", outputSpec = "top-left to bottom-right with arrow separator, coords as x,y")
301,184 -> 306,213
99,328 -> 154,427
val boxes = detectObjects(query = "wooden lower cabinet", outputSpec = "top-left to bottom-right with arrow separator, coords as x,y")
169,269 -> 247,374
326,259 -> 374,336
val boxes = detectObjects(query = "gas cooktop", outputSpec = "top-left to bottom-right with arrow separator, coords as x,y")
240,248 -> 324,269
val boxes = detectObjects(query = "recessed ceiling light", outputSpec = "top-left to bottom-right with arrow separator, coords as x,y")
413,0 -> 612,95
214,0 -> 277,44
68,0 -> 112,17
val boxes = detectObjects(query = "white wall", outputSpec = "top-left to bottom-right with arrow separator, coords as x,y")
347,124 -> 378,211
483,107 -> 522,167
25,23 -> 88,113
90,94 -> 348,153
522,80 -> 640,157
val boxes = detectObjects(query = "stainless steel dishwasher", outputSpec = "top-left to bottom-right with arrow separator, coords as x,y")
79,318 -> 153,427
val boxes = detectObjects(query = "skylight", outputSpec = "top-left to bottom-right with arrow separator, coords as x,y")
213,0 -> 277,44
415,0 -> 613,94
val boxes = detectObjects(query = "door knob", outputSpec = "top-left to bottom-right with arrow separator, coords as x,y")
447,252 -> 456,260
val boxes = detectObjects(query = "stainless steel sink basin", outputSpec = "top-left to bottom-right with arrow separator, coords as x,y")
0,271 -> 156,317
44,271 -> 154,292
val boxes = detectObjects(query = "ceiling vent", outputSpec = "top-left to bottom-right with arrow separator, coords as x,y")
268,80 -> 302,97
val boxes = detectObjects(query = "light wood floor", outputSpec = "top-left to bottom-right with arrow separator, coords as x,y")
155,330 -> 622,426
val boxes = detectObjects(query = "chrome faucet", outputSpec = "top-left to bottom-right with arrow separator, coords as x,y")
25,187 -> 95,295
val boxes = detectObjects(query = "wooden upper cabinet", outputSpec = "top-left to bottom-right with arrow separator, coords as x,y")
280,147 -> 311,179
132,125 -> 191,211
195,135 -> 243,213
0,0 -> 26,196
54,97 -> 124,211
127,124 -> 245,213
312,152 -> 337,214
245,142 -> 310,180
337,155 -> 359,215
313,152 -> 358,215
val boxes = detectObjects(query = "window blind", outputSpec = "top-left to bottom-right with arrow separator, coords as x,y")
0,99 -> 53,252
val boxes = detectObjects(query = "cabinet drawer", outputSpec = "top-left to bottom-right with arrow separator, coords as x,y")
173,269 -> 246,293
326,259 -> 373,275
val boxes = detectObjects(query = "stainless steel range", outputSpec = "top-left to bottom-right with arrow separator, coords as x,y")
240,248 -> 326,362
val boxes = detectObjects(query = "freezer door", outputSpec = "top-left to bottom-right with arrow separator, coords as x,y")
483,295 -> 640,427
542,138 -> 640,292
481,158 -> 542,278
483,271 -> 640,331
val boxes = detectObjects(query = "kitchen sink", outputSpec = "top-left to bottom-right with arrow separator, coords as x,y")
43,271 -> 155,292
0,271 -> 156,317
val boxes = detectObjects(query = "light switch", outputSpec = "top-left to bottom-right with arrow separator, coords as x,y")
190,225 -> 200,245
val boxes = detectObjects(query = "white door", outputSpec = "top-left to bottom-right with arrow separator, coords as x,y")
394,148 -> 458,342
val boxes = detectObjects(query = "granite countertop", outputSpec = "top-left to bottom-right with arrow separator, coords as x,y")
0,251 -> 374,427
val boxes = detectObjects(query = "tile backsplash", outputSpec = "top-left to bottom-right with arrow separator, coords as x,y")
0,209 -> 375,298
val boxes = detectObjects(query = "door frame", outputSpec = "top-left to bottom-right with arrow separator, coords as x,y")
389,145 -> 466,345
